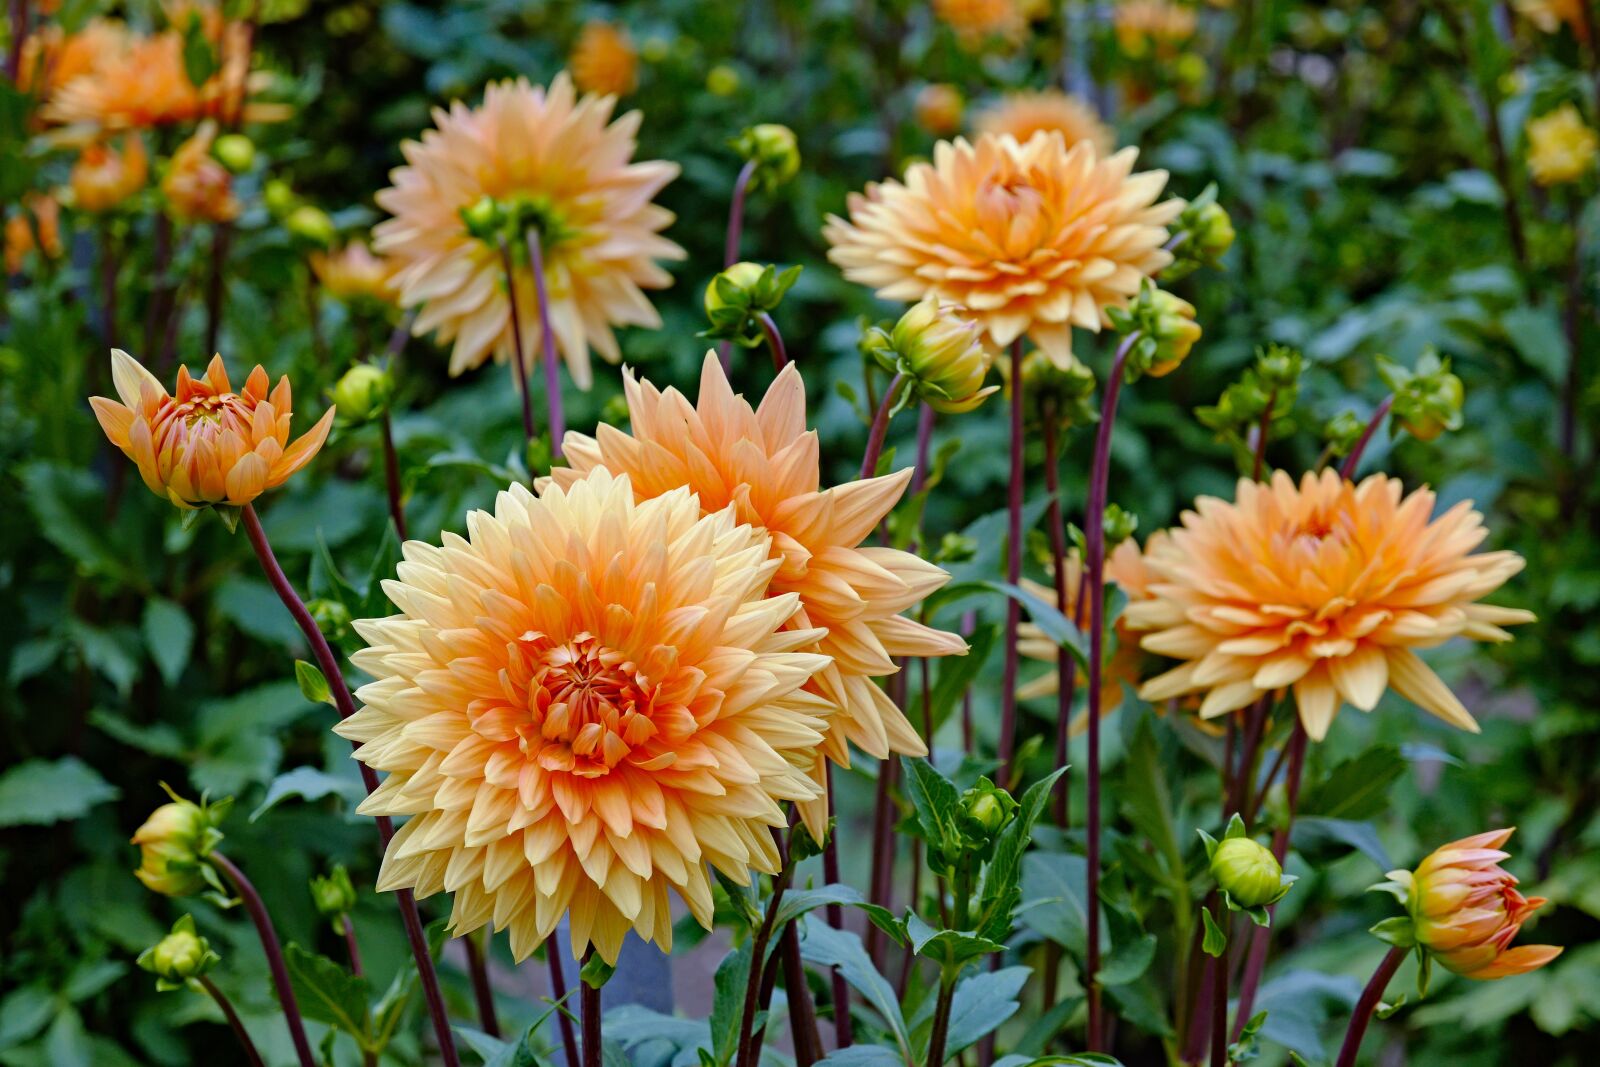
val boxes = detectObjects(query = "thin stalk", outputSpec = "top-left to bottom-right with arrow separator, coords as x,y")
1041,403 -> 1076,1013
865,746 -> 898,969
736,847 -> 797,1066
580,949 -> 602,1067
210,852 -> 315,1067
925,861 -> 974,1066
497,237 -> 539,446
758,309 -> 789,370
5,0 -> 25,82
385,308 -> 417,363
198,976 -> 267,1067
780,922 -> 823,1066
718,157 -> 758,374
239,506 -> 460,1067
144,214 -> 173,363
99,223 -> 120,347
1333,948 -> 1405,1067
462,931 -> 500,1038
378,411 -> 407,540
1251,388 -> 1277,481
342,915 -> 365,977
1082,332 -> 1139,1049
1211,952 -> 1228,1067
1338,395 -> 1393,479
821,763 -> 854,1048
997,338 -> 1028,782
859,373 -> 907,479
525,228 -> 566,458
546,941 -> 580,1067
1230,722 -> 1308,1039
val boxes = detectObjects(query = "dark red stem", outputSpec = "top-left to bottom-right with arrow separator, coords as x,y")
1338,395 -> 1393,479
1333,948 -> 1406,1067
1251,388 -> 1276,481
342,914 -> 365,978
198,975 -> 267,1067
463,932 -> 500,1038
859,373 -> 906,480
210,852 -> 316,1067
378,411 -> 407,540
580,949 -> 602,1067
821,763 -> 854,1048
497,237 -> 539,447
546,940 -> 580,1067
758,310 -> 789,371
997,338 -> 1027,782
718,160 -> 759,375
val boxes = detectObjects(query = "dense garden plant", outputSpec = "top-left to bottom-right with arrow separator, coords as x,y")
2,1 -> 1597,1065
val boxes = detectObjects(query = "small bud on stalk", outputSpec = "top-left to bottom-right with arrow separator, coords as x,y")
1109,282 -> 1202,381
864,297 -> 998,415
137,915 -> 222,991
310,864 -> 359,933
329,362 -> 393,424
131,787 -> 229,898
1199,814 -> 1295,924
1378,349 -> 1463,442
701,261 -> 801,348
731,123 -> 800,192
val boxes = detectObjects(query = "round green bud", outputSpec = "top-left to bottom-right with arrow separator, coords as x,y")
704,261 -> 767,317
263,179 -> 297,216
138,916 -> 219,986
889,298 -> 994,415
330,363 -> 392,423
968,794 -> 1006,834
1194,202 -> 1235,260
211,134 -> 256,174
306,598 -> 353,640
1210,837 -> 1285,908
286,205 -> 336,249
131,800 -> 212,897
310,864 -> 358,921
735,123 -> 800,187
707,64 -> 741,97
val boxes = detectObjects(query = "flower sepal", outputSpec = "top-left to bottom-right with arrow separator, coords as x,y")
1199,813 -> 1296,923
137,914 -> 221,992
701,262 -> 801,346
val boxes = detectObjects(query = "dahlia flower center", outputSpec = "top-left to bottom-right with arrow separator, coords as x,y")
151,393 -> 254,453
515,632 -> 659,778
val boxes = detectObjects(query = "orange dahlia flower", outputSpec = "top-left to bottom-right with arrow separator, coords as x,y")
1391,828 -> 1562,979
311,242 -> 398,307
933,0 -> 1027,46
17,19 -> 127,99
975,90 -> 1115,156
1127,471 -> 1534,740
549,355 -> 966,829
569,21 -> 638,98
89,349 -> 335,509
71,134 -> 149,213
824,133 -> 1181,367
337,468 -> 833,963
373,74 -> 684,387
1114,0 -> 1199,59
161,122 -> 241,224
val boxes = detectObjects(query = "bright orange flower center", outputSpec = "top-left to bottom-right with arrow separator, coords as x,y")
149,391 -> 253,456
511,633 -> 664,779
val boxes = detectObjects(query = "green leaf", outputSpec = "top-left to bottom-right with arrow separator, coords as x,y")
580,954 -> 615,990
283,943 -> 373,1047
0,758 -> 120,827
976,766 -> 1068,943
295,660 -> 333,706
214,575 -> 303,648
0,986 -> 59,1049
708,941 -> 751,1065
1201,907 -> 1227,957
250,766 -> 364,821
1299,747 -> 1406,822
901,756 -> 963,862
1099,903 -> 1157,986
19,462 -> 139,584
141,599 -> 194,687
1291,816 -> 1393,870
1120,717 -> 1189,919
1369,916 -> 1417,949
66,620 -> 141,697
773,884 -> 903,944
360,521 -> 405,619
798,914 -> 911,1060
180,12 -> 218,87
1019,852 -> 1091,955
906,911 -> 1006,970
940,965 -> 1031,1058
928,623 -> 996,734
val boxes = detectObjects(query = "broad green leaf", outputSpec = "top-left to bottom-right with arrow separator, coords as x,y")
1291,816 -> 1393,870
1299,748 -> 1406,822
901,756 -> 963,861
929,623 -> 996,734
814,1048 -> 905,1066
798,915 -> 911,1060
249,766 -> 364,821
1120,717 -> 1189,919
0,758 -> 119,827
940,965 -> 1031,1058
905,912 -> 1005,971
976,766 -> 1067,943
709,940 -> 751,1064
141,598 -> 194,687
19,462 -> 140,584
283,943 -> 373,1047
1019,852 -> 1091,955
774,884 -> 903,944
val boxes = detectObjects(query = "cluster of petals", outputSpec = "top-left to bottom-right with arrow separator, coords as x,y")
1398,828 -> 1561,979
550,355 -> 966,830
824,132 -> 1180,367
975,90 -> 1115,156
374,74 -> 684,387
1127,470 -> 1534,740
338,469 -> 834,963
89,349 -> 334,509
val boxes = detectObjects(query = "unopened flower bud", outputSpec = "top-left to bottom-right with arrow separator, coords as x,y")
137,915 -> 220,989
306,598 -> 352,641
1193,201 -> 1235,260
211,133 -> 256,174
1324,410 -> 1365,456
310,864 -> 358,927
264,179 -> 297,216
131,790 -> 225,897
958,778 -> 1019,852
287,205 -> 337,249
1023,351 -> 1097,430
1255,343 -> 1302,390
886,298 -> 996,415
329,363 -> 392,423
732,123 -> 800,192
704,261 -> 768,318
702,262 -> 801,346
707,64 -> 741,97
915,83 -> 965,135
1210,836 -> 1286,909
1145,290 -> 1202,377
1380,351 -> 1463,443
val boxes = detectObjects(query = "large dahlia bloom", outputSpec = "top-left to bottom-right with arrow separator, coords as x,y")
976,90 -> 1115,156
824,133 -> 1181,367
549,355 -> 966,828
1389,828 -> 1561,979
373,74 -> 684,387
89,350 -> 334,509
1127,471 -> 1534,740
337,469 -> 832,963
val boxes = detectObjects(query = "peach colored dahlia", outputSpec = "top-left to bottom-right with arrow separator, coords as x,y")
824,132 -> 1181,367
373,74 -> 684,387
336,469 -> 833,963
1126,471 -> 1534,740
933,0 -> 1027,45
569,21 -> 638,98
975,90 -> 1115,156
89,349 -> 334,509
311,242 -> 398,307
549,355 -> 966,830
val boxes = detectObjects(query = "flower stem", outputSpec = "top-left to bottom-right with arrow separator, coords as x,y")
525,228 -> 566,459
378,411 -> 407,540
1333,947 -> 1406,1067
198,975 -> 267,1067
580,949 -> 602,1067
545,940 -> 580,1067
997,338 -> 1028,784
725,159 -> 757,268
1082,331 -> 1139,1049
757,309 -> 788,371
4,0 -> 25,82
1251,388 -> 1277,481
821,766 -> 854,1049
1211,952 -> 1229,1067
1041,403 -> 1077,1011
497,236 -> 539,448
780,921 -> 823,1066
209,852 -> 315,1067
462,930 -> 499,1038
1338,395 -> 1393,479
736,846 -> 797,1066
859,373 -> 907,480
343,915 -> 364,977
239,504 -> 461,1067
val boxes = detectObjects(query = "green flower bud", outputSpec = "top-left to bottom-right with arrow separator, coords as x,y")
131,788 -> 227,898
306,598 -> 353,641
1023,351 -> 1097,431
884,298 -> 996,415
137,915 -> 221,990
1379,350 -> 1463,443
731,123 -> 800,192
263,179 -> 297,217
1255,344 -> 1302,391
286,205 -> 336,249
1324,410 -> 1366,457
707,64 -> 740,97
958,777 -> 1019,855
1193,201 -> 1235,261
704,261 -> 768,318
935,531 -> 977,564
460,195 -> 504,242
1144,289 -> 1202,378
1102,504 -> 1139,548
310,864 -> 357,928
1210,836 -> 1286,909
211,134 -> 256,174
702,262 -> 801,346
329,363 -> 392,424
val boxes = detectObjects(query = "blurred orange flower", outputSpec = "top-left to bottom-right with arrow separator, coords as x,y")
569,21 -> 638,98
1128,471 -> 1535,739
71,134 -> 150,213
89,349 -> 334,509
933,0 -> 1026,46
915,83 -> 965,136
374,75 -> 684,386
1514,0 -> 1590,41
1114,0 -> 1198,58
17,19 -> 128,99
825,132 -> 1180,367
161,121 -> 240,224
338,469 -> 833,963
976,90 -> 1114,156
311,242 -> 398,307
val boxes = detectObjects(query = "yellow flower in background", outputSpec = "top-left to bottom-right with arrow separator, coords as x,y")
933,0 -> 1027,46
1527,104 -> 1598,186
825,132 -> 1181,367
89,349 -> 335,509
1513,0 -> 1590,40
1391,828 -> 1562,979
70,134 -> 149,213
1114,0 -> 1199,59
569,21 -> 639,98
915,83 -> 966,136
161,122 -> 241,224
1127,471 -> 1535,740
975,90 -> 1115,156
337,469 -> 834,964
373,74 -> 684,387
550,355 -> 966,833
311,242 -> 398,307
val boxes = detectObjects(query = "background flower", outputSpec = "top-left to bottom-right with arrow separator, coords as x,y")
975,90 -> 1115,156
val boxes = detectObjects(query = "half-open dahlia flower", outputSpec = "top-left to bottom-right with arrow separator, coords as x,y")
1127,471 -> 1534,740
336,469 -> 833,963
976,90 -> 1115,156
569,21 -> 638,98
373,74 -> 684,387
824,133 -> 1180,366
549,355 -> 965,829
89,349 -> 334,509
